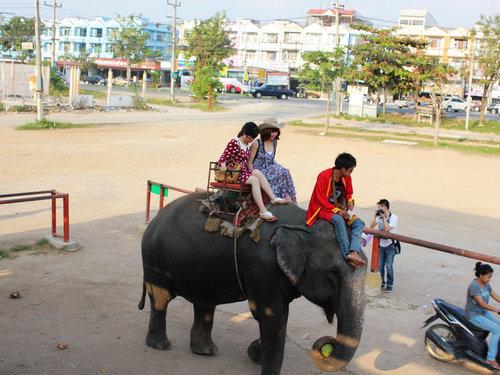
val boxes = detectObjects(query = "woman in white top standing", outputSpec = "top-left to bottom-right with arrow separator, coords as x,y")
218,122 -> 287,222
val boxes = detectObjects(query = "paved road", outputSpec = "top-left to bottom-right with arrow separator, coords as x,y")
84,84 -> 499,122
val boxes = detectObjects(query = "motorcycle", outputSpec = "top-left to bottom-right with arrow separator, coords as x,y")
423,298 -> 499,371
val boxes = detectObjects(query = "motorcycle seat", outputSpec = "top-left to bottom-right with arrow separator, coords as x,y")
439,299 -> 490,339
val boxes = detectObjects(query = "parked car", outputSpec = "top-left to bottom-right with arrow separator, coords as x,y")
112,77 -> 131,86
225,83 -> 246,93
250,85 -> 293,99
486,102 -> 500,114
395,98 -> 416,108
443,97 -> 467,112
83,75 -> 107,85
55,71 -> 65,80
470,101 -> 481,112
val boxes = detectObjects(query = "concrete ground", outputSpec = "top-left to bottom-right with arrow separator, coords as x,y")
0,101 -> 499,375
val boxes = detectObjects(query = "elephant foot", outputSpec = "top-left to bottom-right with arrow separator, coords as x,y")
247,339 -> 262,364
146,334 -> 171,350
190,339 -> 218,355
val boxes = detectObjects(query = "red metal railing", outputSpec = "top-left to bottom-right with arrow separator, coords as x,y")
0,190 -> 70,242
364,227 -> 500,270
145,180 -> 206,224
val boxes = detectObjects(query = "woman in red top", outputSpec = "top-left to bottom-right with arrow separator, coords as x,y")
219,122 -> 287,222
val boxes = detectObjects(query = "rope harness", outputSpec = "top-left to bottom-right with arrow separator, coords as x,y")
233,207 -> 246,298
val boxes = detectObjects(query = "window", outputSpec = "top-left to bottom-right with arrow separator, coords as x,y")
282,50 -> 298,61
453,39 -> 467,49
90,28 -> 103,38
306,33 -> 321,44
242,32 -> 257,42
428,37 -> 442,48
91,43 -> 102,53
43,42 -> 51,52
73,42 -> 86,52
246,50 -> 256,60
265,51 -> 277,61
400,19 -> 410,25
412,20 -> 424,26
157,34 -> 163,42
59,42 -> 70,52
284,32 -> 300,44
60,27 -> 70,36
107,28 -> 119,38
74,27 -> 87,37
264,33 -> 278,43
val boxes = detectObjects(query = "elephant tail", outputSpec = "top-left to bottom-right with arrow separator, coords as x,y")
138,282 -> 146,310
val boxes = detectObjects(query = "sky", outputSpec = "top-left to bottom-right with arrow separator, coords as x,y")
3,0 -> 499,29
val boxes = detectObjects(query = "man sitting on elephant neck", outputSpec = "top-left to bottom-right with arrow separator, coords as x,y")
306,153 -> 366,268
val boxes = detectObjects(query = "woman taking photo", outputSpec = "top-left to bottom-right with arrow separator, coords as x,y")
218,121 -> 287,222
465,262 -> 500,369
249,118 -> 297,204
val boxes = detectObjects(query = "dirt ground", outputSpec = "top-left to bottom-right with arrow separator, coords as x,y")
1,100 -> 499,375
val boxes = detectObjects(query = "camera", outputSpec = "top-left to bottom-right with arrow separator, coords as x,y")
376,209 -> 385,217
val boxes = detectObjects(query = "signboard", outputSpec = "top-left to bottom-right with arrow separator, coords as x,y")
21,42 -> 34,50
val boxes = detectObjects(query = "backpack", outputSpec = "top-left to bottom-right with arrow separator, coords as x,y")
392,240 -> 401,255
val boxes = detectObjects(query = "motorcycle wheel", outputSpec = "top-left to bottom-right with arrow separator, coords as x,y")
425,324 -> 456,362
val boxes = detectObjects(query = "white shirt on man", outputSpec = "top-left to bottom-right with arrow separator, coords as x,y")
376,213 -> 398,247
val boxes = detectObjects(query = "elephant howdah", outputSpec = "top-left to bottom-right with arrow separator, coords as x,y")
139,193 -> 367,375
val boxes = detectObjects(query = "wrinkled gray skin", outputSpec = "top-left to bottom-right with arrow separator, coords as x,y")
139,193 -> 367,375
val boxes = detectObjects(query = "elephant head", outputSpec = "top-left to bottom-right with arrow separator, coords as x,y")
271,221 -> 367,372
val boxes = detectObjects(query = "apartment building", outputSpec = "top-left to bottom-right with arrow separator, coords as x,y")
40,16 -> 171,71
396,9 -> 499,101
179,15 -> 365,73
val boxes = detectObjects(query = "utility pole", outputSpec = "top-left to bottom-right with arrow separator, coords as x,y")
167,0 -> 180,103
465,40 -> 475,132
334,0 -> 342,116
34,0 -> 44,121
44,1 -> 62,69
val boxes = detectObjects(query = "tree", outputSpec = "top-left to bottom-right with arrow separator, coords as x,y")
348,25 -> 427,115
299,49 -> 346,134
416,58 -> 457,145
111,14 -> 160,82
183,12 -> 234,99
0,16 -> 37,62
471,14 -> 500,125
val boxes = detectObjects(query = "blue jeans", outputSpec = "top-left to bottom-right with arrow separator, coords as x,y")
378,243 -> 396,287
331,215 -> 364,260
469,311 -> 500,361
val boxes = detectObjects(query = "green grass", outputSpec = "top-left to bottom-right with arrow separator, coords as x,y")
10,244 -> 31,252
145,96 -> 182,107
188,100 -> 227,112
17,119 -> 92,130
0,250 -> 11,259
0,239 -> 54,260
290,119 -> 500,155
80,89 -> 107,100
329,113 -> 500,135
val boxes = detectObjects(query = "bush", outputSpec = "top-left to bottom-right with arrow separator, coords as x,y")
190,66 -> 222,100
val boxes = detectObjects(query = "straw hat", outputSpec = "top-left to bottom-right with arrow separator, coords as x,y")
258,118 -> 285,131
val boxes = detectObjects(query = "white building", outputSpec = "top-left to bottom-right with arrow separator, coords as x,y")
179,15 -> 364,73
40,16 -> 171,63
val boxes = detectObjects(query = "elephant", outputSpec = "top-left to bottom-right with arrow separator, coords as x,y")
138,192 -> 367,375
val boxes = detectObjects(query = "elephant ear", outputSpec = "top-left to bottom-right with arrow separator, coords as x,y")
272,227 -> 308,286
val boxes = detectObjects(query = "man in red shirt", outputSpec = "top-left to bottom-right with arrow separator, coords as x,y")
306,153 -> 366,268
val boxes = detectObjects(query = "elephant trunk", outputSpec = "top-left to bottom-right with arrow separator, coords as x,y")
311,267 -> 366,372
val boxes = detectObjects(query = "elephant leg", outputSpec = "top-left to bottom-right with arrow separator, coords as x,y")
251,301 -> 289,375
247,338 -> 262,364
145,283 -> 173,350
190,304 -> 218,355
